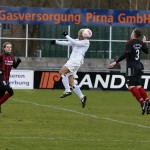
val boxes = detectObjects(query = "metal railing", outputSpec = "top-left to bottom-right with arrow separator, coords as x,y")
0,24 -> 150,59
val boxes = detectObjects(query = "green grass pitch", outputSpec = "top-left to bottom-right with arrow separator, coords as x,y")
0,89 -> 150,150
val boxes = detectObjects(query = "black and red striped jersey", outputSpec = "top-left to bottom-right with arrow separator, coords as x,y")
0,53 -> 19,81
125,39 -> 148,66
116,39 -> 148,68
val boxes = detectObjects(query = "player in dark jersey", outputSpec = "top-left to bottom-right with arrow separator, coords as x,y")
0,42 -> 21,113
109,28 -> 150,115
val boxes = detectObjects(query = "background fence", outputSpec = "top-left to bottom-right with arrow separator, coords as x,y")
0,24 -> 150,60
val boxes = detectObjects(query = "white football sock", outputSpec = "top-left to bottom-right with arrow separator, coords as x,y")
72,84 -> 84,99
61,75 -> 71,92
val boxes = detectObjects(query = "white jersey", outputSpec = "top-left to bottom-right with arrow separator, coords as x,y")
56,35 -> 90,64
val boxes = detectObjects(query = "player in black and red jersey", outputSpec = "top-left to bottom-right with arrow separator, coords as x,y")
0,42 -> 21,113
109,28 -> 150,115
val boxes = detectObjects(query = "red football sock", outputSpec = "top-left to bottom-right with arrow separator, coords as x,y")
129,87 -> 144,105
138,87 -> 149,101
0,93 -> 13,105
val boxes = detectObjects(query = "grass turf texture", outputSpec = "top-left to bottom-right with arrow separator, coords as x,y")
0,89 -> 150,150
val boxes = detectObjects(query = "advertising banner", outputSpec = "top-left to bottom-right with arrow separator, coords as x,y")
1,6 -> 150,27
9,70 -> 34,89
34,71 -> 150,91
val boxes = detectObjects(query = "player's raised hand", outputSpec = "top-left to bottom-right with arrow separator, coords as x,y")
142,35 -> 146,42
51,40 -> 56,45
62,31 -> 68,37
17,58 -> 22,63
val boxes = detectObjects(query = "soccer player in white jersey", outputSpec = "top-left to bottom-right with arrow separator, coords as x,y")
51,28 -> 92,108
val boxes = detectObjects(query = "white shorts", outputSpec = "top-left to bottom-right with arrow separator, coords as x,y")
64,59 -> 81,78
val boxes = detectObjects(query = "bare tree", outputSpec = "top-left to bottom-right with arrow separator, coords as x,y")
1,0 -> 150,10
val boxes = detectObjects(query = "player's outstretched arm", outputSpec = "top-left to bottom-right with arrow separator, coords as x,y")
63,31 -> 88,47
142,35 -> 146,42
142,35 -> 149,54
51,32 -> 72,46
51,39 -> 71,46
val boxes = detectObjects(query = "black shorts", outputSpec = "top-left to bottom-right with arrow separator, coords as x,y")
0,76 -> 13,96
126,66 -> 143,86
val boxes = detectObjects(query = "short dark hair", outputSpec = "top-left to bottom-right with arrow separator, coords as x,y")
134,28 -> 142,38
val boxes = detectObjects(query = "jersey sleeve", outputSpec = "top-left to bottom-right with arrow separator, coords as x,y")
13,58 -> 20,68
115,41 -> 129,63
65,35 -> 89,47
56,40 -> 72,46
116,53 -> 126,63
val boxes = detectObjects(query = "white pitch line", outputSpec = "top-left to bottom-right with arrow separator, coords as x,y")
12,98 -> 150,129
1,136 -> 150,143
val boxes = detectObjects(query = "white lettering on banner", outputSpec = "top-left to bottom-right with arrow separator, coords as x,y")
94,74 -> 110,88
142,76 -> 150,89
9,70 -> 34,89
78,74 -> 150,90
79,74 -> 93,88
110,75 -> 125,88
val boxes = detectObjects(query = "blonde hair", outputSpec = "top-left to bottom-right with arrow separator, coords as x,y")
78,29 -> 84,35
3,42 -> 12,49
